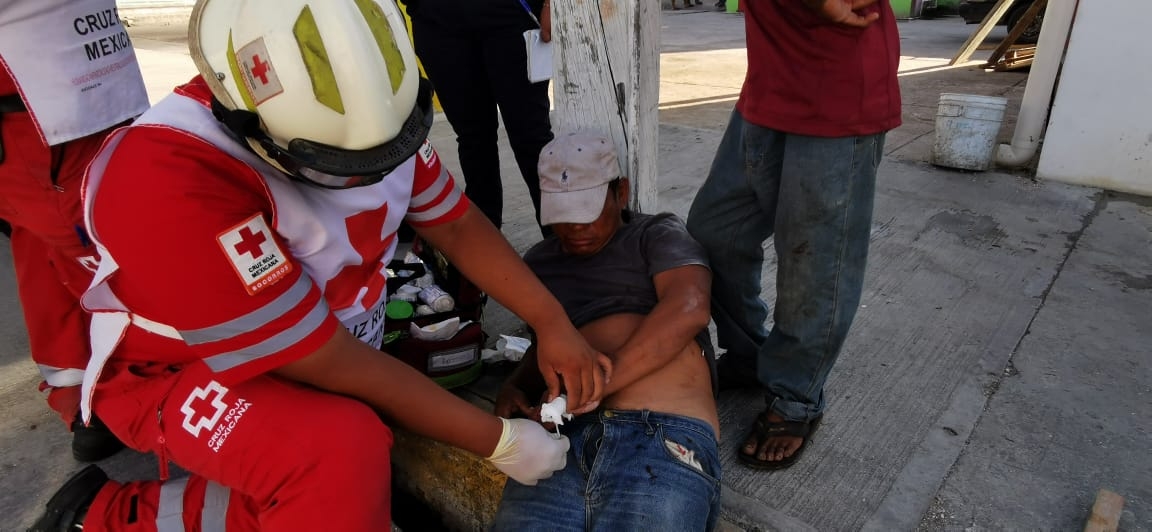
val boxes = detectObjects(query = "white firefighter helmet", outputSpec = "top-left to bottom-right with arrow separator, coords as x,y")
188,0 -> 432,187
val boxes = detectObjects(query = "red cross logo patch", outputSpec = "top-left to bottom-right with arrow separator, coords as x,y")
237,38 -> 283,106
217,214 -> 292,295
180,381 -> 229,438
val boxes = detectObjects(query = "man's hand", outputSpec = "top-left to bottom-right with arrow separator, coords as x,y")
541,0 -> 552,42
804,0 -> 881,27
534,324 -> 612,414
494,381 -> 539,420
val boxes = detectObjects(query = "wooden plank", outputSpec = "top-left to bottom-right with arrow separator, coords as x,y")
994,57 -> 1033,71
984,0 -> 1047,68
950,0 -> 1017,65
1084,489 -> 1125,532
552,0 -> 660,213
991,46 -> 1036,71
1004,50 -> 1036,60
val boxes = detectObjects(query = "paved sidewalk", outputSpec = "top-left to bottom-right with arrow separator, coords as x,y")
2,11 -> 1148,531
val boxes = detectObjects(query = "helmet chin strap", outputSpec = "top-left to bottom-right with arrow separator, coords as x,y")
210,97 -> 263,140
208,97 -> 295,176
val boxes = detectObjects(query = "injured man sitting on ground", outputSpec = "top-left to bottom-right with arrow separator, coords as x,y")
491,131 -> 723,532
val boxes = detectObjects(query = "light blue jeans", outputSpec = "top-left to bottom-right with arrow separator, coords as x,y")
686,110 -> 886,423
491,410 -> 721,531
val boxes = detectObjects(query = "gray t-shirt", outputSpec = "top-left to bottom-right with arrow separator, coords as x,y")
525,212 -> 717,395
525,212 -> 710,328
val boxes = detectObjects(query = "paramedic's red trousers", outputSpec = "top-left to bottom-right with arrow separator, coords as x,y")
87,363 -> 394,531
0,108 -> 104,423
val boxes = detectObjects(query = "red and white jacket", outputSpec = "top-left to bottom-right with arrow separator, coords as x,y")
78,77 -> 469,420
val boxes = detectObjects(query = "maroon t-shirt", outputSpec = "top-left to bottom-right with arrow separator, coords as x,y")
736,0 -> 902,137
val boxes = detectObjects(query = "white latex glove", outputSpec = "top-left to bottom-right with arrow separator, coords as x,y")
486,417 -> 570,485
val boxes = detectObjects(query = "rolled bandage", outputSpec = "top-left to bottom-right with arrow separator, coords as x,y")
539,395 -> 574,429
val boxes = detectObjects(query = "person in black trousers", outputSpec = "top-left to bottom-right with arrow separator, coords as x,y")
404,0 -> 554,235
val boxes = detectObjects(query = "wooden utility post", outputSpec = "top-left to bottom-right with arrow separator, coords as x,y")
551,0 -> 661,213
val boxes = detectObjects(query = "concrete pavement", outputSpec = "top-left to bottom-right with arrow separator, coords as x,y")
2,10 -> 1148,531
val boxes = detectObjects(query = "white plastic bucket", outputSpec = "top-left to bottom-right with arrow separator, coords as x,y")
932,93 -> 1009,171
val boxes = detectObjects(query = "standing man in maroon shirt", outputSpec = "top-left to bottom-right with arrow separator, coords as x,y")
687,0 -> 901,469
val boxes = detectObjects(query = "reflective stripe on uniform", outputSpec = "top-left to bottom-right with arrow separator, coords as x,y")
180,274 -> 313,346
202,295 -> 329,372
131,313 -> 182,339
201,480 -> 232,531
156,477 -> 188,531
157,477 -> 232,531
407,166 -> 462,224
408,164 -> 452,207
37,365 -> 86,388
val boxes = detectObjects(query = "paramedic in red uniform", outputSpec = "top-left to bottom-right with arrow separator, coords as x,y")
28,0 -> 611,530
0,0 -> 150,462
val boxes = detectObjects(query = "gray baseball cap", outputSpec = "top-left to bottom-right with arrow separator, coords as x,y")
538,132 -> 620,225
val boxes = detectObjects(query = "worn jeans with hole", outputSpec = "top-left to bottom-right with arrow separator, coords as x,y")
686,110 -> 886,423
491,410 -> 721,532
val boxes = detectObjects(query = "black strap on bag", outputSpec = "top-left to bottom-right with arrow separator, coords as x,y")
0,94 -> 28,165
386,259 -> 428,296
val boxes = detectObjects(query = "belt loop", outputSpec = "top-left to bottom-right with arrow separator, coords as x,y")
643,410 -> 655,435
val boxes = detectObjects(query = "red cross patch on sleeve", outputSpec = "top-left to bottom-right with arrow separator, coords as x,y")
217,214 -> 293,295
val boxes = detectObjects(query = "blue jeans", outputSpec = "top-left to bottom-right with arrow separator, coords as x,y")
491,410 -> 721,531
686,110 -> 885,423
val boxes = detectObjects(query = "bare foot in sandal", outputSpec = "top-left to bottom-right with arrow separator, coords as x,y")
742,411 -> 802,462
737,408 -> 822,470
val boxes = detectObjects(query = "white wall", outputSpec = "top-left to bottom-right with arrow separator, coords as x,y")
1037,1 -> 1152,196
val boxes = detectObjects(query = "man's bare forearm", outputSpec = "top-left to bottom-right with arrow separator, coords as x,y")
604,265 -> 711,394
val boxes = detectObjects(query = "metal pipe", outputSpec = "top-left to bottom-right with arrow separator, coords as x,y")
995,0 -> 1078,167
